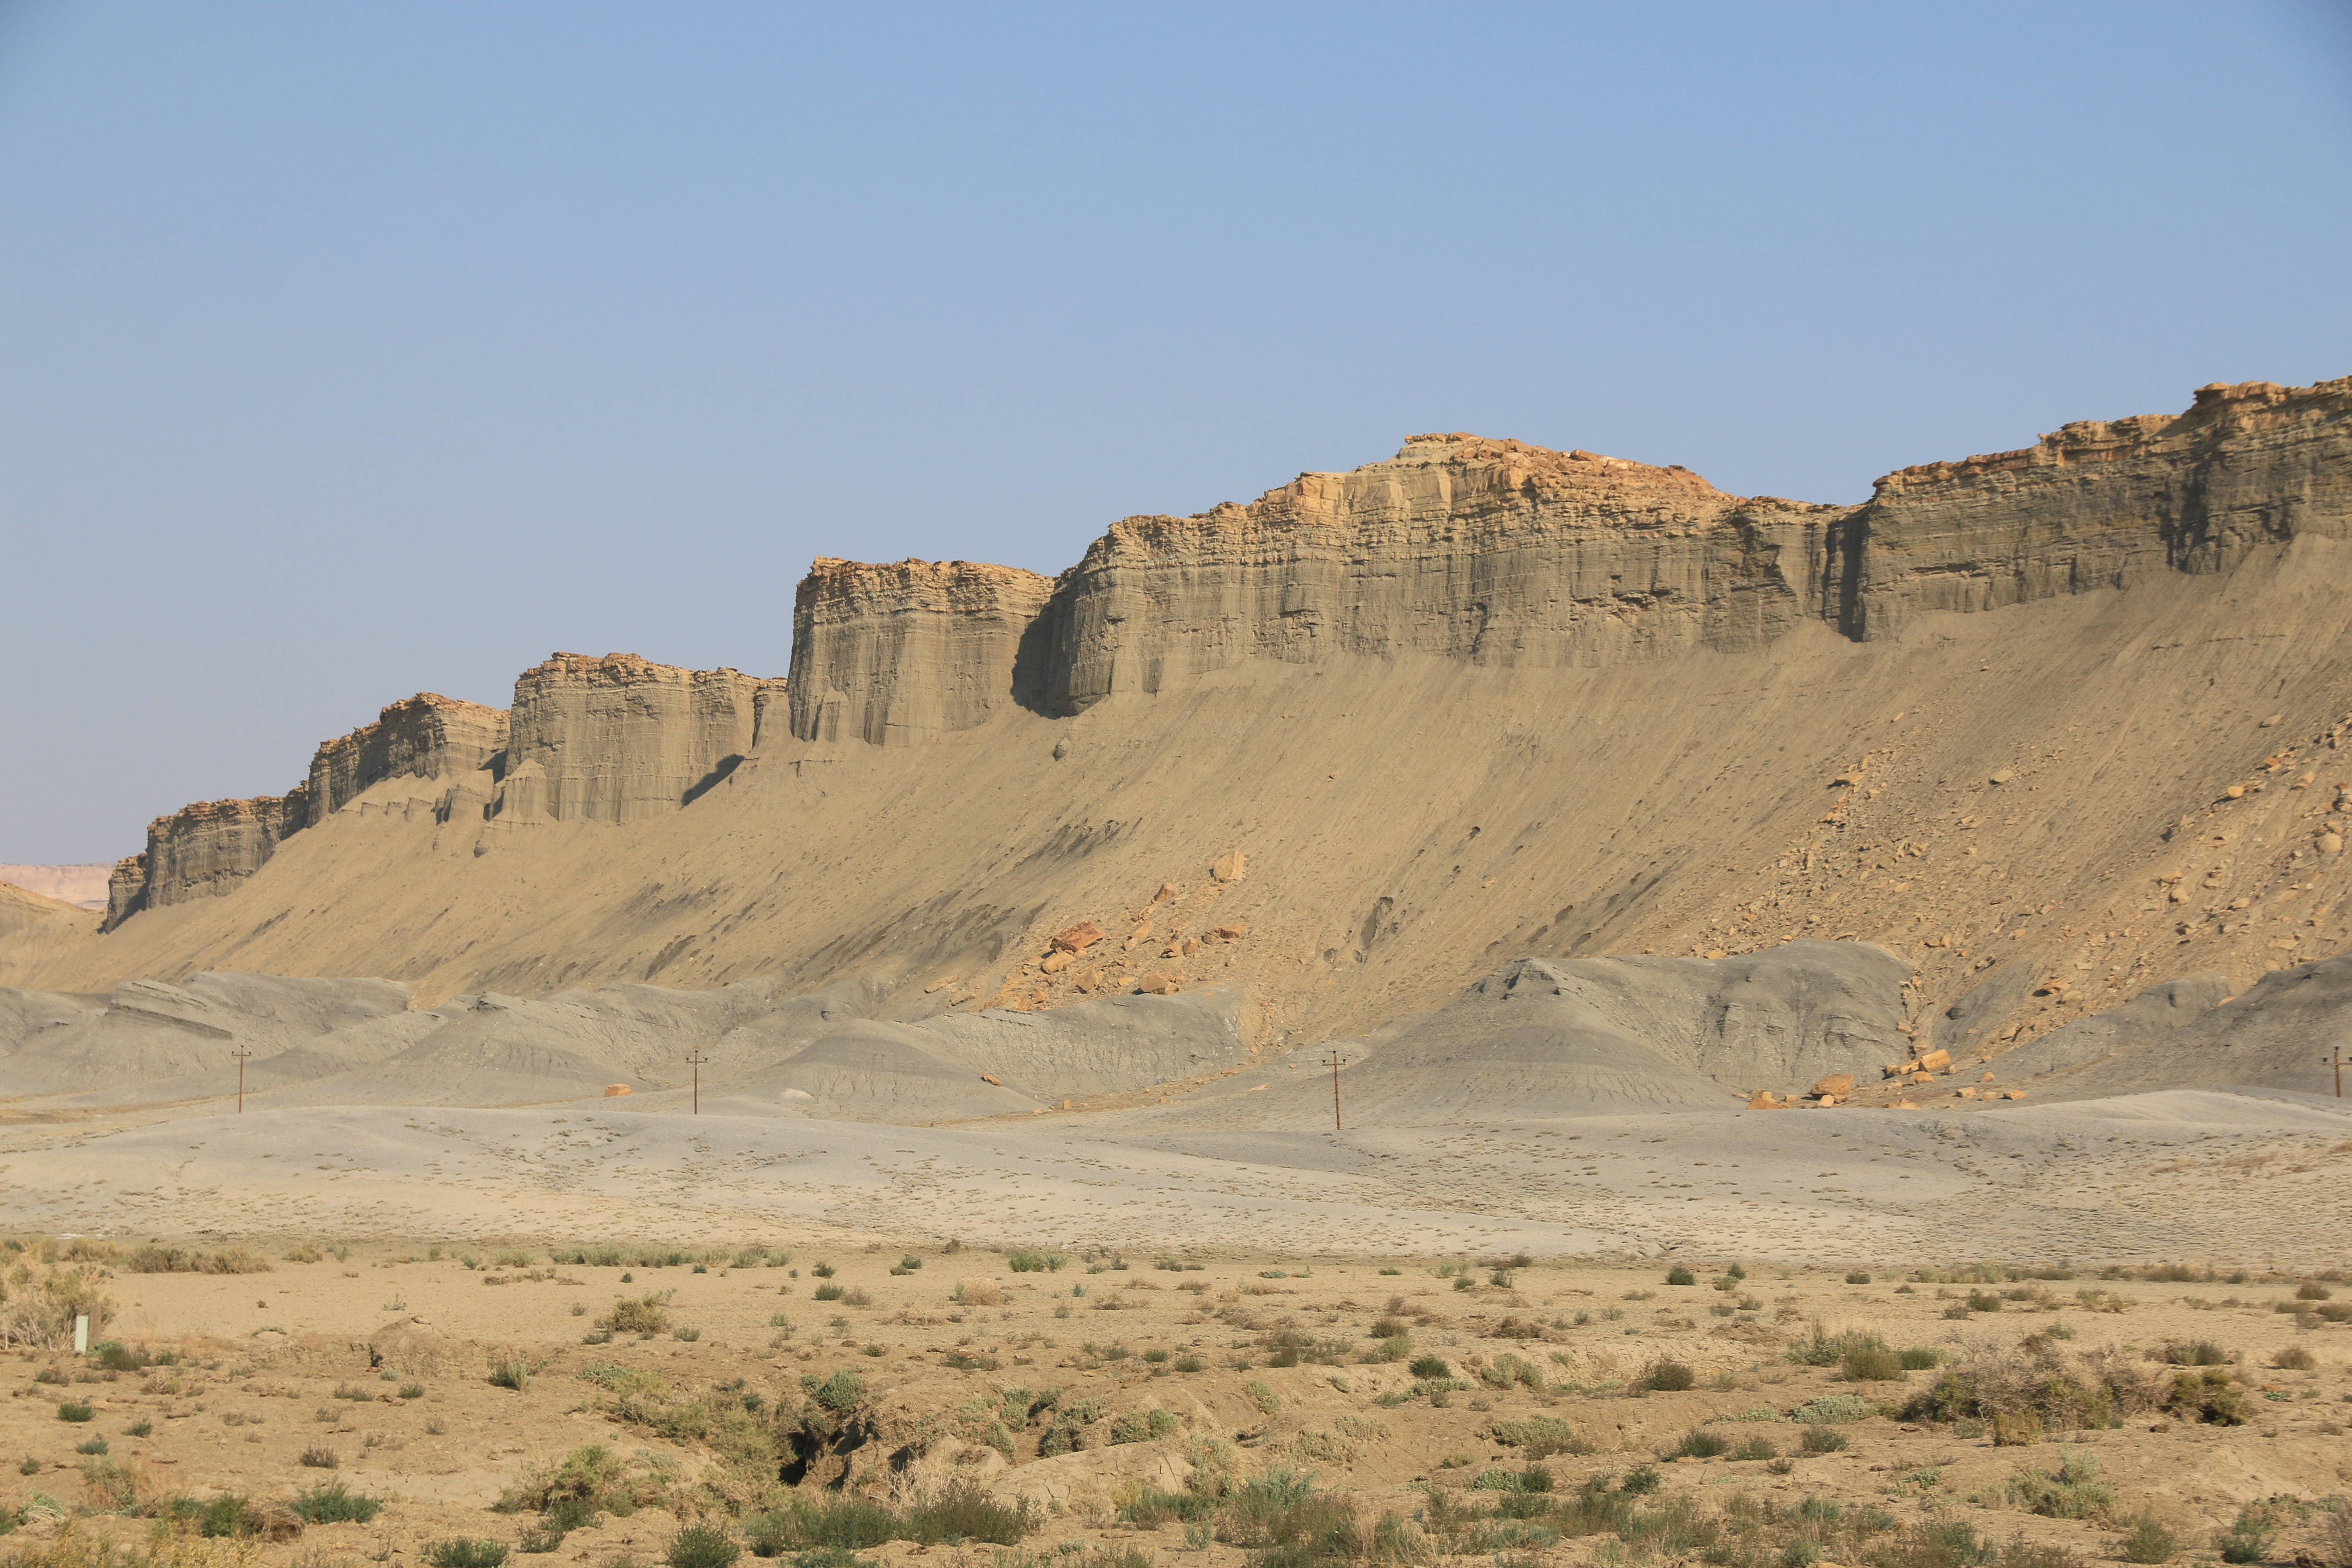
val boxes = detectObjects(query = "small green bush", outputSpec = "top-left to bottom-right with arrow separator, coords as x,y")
1408,1354 -> 1450,1379
1006,1250 -> 1066,1274
1666,1266 -> 1696,1286
426,1541 -> 511,1568
292,1481 -> 386,1524
300,1445 -> 341,1468
599,1293 -> 674,1336
1670,1430 -> 1729,1459
2215,1506 -> 2273,1565
1644,1359 -> 1695,1392
75,1437 -> 108,1456
1845,1271 -> 1871,1285
1800,1427 -> 1847,1454
668,1523 -> 741,1568
1841,1344 -> 1905,1381
56,1402 -> 94,1423
490,1360 -> 532,1391
2121,1513 -> 2177,1563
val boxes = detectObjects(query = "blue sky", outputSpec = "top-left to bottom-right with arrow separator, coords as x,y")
4,1 -> 2349,862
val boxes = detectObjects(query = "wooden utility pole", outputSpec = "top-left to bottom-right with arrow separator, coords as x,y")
231,1044 -> 254,1112
1322,1051 -> 1350,1131
2323,1044 -> 2346,1098
684,1049 -> 710,1114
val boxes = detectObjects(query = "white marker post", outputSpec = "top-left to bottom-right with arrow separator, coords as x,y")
74,1314 -> 89,1354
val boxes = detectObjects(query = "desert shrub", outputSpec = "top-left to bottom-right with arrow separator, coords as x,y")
1479,1354 -> 1542,1390
1898,1347 -> 1944,1370
599,1293 -> 674,1335
1666,1267 -> 1697,1286
123,1246 -> 271,1275
89,1342 -> 151,1372
2297,1282 -> 2334,1301
79,1455 -> 140,1511
1643,1359 -> 1695,1392
1669,1430 -> 1729,1460
1407,1355 -> 1449,1379
173,1492 -> 267,1538
291,1482 -> 384,1524
425,1542 -> 510,1568
756,1484 -> 1034,1549
2160,1339 -> 2228,1366
299,1446 -> 340,1469
2269,1345 -> 2316,1370
1,1255 -> 115,1350
2215,1504 -> 2275,1565
1732,1435 -> 1778,1461
1800,1427 -> 1847,1454
952,1280 -> 1004,1307
668,1524 -> 741,1568
57,1402 -> 94,1423
1841,1344 -> 1905,1381
74,1438 -> 107,1456
2120,1513 -> 2177,1564
1792,1395 -> 1876,1424
2005,1450 -> 2113,1522
1109,1409 -> 1180,1445
1846,1271 -> 1872,1284
1911,1341 -> 2158,1433
812,1284 -> 844,1302
1788,1325 -> 1886,1367
2160,1367 -> 2247,1426
1006,1250 -> 1066,1273
489,1360 -> 532,1392
1489,1416 -> 1581,1458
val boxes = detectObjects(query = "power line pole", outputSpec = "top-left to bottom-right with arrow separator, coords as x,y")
231,1044 -> 254,1112
684,1049 -> 710,1115
1322,1051 -> 1350,1132
2323,1044 -> 2345,1098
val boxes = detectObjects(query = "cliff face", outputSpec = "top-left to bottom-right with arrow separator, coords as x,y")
1044,437 -> 1838,713
489,652 -> 787,824
305,693 -> 509,826
63,376 -> 2352,1077
104,793 -> 304,929
1838,377 -> 2352,639
788,558 -> 1056,744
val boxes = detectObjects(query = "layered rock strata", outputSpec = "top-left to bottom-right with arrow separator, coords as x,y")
305,693 -> 509,825
788,558 -> 1055,744
104,794 -> 304,929
489,652 -> 787,824
1044,436 -> 1838,712
1836,377 -> 2352,639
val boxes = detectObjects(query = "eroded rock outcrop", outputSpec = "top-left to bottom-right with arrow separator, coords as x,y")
1044,435 -> 1838,712
305,693 -> 509,825
489,652 -> 786,824
789,558 -> 1055,744
104,793 -> 306,929
1836,377 -> 2352,638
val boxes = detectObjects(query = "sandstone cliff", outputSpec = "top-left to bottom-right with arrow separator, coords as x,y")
1837,377 -> 2352,639
43,377 -> 2352,1091
1044,436 -> 1838,712
305,693 -> 509,826
789,558 -> 1055,744
488,652 -> 787,824
103,793 -> 304,929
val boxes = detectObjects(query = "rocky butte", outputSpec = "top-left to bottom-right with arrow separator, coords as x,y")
9,376 -> 2352,1111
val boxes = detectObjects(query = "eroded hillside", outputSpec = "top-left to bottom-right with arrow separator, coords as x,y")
12,377 -> 2352,1076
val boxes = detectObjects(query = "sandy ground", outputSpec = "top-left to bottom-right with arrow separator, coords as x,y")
3,1090 -> 2349,1267
6,1234 -> 2350,1568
